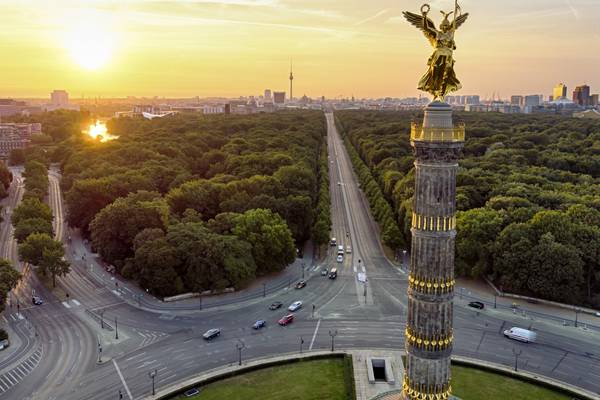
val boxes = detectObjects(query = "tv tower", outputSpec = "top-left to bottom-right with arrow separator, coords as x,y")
289,59 -> 294,102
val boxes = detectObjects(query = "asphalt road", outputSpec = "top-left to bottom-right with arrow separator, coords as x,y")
0,113 -> 599,399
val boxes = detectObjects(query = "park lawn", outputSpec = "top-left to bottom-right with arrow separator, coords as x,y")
452,365 -> 571,400
177,358 -> 350,400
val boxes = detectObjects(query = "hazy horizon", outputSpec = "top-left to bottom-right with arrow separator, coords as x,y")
2,0 -> 600,98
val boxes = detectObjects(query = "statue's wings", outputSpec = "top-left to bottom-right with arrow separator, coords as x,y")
454,13 -> 469,30
402,11 -> 436,46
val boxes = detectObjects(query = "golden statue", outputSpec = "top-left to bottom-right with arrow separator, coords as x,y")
403,2 -> 469,100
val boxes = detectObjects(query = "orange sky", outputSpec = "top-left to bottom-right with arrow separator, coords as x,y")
1,0 -> 599,99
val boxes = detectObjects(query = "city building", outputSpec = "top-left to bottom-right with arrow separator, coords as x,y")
202,105 -> 225,114
264,89 -> 272,103
51,90 -> 69,106
273,92 -> 286,105
510,95 -> 524,107
553,83 -> 568,100
0,99 -> 41,117
0,123 -> 39,158
590,94 -> 599,107
573,85 -> 591,106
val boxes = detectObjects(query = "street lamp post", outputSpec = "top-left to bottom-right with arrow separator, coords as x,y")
97,341 -> 102,363
494,295 -> 497,309
329,330 -> 338,352
100,310 -> 105,329
302,263 -> 305,279
363,282 -> 367,299
312,304 -> 315,319
300,336 -> 304,353
402,250 -> 407,271
575,309 -> 580,328
263,283 -> 266,298
115,317 -> 119,340
236,342 -> 246,366
512,348 -> 522,372
199,295 -> 202,311
148,369 -> 157,395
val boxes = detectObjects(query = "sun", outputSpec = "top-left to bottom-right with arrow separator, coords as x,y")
65,20 -> 114,70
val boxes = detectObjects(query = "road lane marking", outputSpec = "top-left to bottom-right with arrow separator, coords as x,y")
112,359 -> 133,400
309,319 -> 321,351
71,299 -> 81,306
62,301 -> 71,308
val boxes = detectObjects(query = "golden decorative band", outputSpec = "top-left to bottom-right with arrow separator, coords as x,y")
405,327 -> 453,351
410,122 -> 465,143
403,377 -> 452,400
409,274 -> 455,294
411,212 -> 456,232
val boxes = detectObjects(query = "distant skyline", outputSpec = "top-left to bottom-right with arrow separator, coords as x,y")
1,0 -> 600,98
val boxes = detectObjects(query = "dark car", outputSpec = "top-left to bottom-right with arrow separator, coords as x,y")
202,328 -> 221,340
321,268 -> 328,276
278,314 -> 294,326
32,296 -> 43,305
468,301 -> 485,310
295,280 -> 307,289
269,301 -> 283,310
253,320 -> 266,329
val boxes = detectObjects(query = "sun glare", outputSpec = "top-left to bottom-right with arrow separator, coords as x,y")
86,121 -> 118,142
65,18 -> 114,70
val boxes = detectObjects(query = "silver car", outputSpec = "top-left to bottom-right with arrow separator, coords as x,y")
202,328 -> 221,340
288,301 -> 302,312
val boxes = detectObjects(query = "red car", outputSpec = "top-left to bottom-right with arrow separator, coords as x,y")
278,314 -> 294,326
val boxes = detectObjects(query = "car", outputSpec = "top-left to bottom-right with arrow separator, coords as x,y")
337,255 -> 343,263
253,320 -> 266,329
288,301 -> 302,311
330,238 -> 337,246
468,301 -> 484,309
32,296 -> 43,305
278,314 -> 294,326
503,327 -> 537,343
595,312 -> 600,317
269,301 -> 283,310
295,280 -> 306,289
321,268 -> 328,276
202,328 -> 221,340
346,246 -> 352,254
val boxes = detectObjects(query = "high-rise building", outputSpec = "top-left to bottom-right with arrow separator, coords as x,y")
553,83 -> 568,100
590,94 -> 599,107
573,85 -> 591,106
510,96 -> 523,106
51,90 -> 69,106
273,92 -> 286,105
264,89 -> 272,102
403,103 -> 464,400
524,95 -> 541,107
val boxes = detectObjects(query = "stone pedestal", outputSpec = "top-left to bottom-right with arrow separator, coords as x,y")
402,102 -> 464,400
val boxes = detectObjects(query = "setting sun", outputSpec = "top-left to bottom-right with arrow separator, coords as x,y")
65,19 -> 114,70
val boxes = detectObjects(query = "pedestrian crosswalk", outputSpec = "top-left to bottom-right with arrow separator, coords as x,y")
0,346 -> 42,395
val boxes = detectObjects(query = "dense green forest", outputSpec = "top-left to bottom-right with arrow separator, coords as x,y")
336,111 -> 600,306
49,111 -> 328,296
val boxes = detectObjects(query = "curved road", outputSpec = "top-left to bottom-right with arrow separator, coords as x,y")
0,113 -> 598,399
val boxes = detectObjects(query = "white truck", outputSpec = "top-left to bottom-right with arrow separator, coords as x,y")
503,327 -> 537,343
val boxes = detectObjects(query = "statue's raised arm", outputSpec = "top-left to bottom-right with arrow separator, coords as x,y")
402,2 -> 469,100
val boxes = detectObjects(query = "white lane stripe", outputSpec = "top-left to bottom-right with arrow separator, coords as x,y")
112,359 -> 133,400
309,319 -> 321,351
62,301 -> 71,308
72,299 -> 81,306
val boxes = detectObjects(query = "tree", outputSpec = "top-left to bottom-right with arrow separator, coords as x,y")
232,208 -> 295,275
134,237 -> 183,297
90,191 -> 168,266
40,247 -> 70,287
8,149 -> 26,166
12,197 -> 53,227
18,233 -> 63,267
527,233 -> 584,303
0,162 -> 12,190
0,259 -> 21,314
14,217 -> 54,243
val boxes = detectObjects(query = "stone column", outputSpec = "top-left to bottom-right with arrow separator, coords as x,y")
403,101 -> 464,400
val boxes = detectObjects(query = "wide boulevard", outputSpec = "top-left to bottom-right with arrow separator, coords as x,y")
1,113 -> 599,399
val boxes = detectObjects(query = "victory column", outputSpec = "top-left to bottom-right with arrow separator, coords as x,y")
402,2 -> 468,399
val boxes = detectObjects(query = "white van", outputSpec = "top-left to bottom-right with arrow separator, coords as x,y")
503,327 -> 537,343
338,245 -> 344,252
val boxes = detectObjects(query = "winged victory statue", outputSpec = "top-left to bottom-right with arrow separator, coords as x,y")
403,2 -> 469,100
